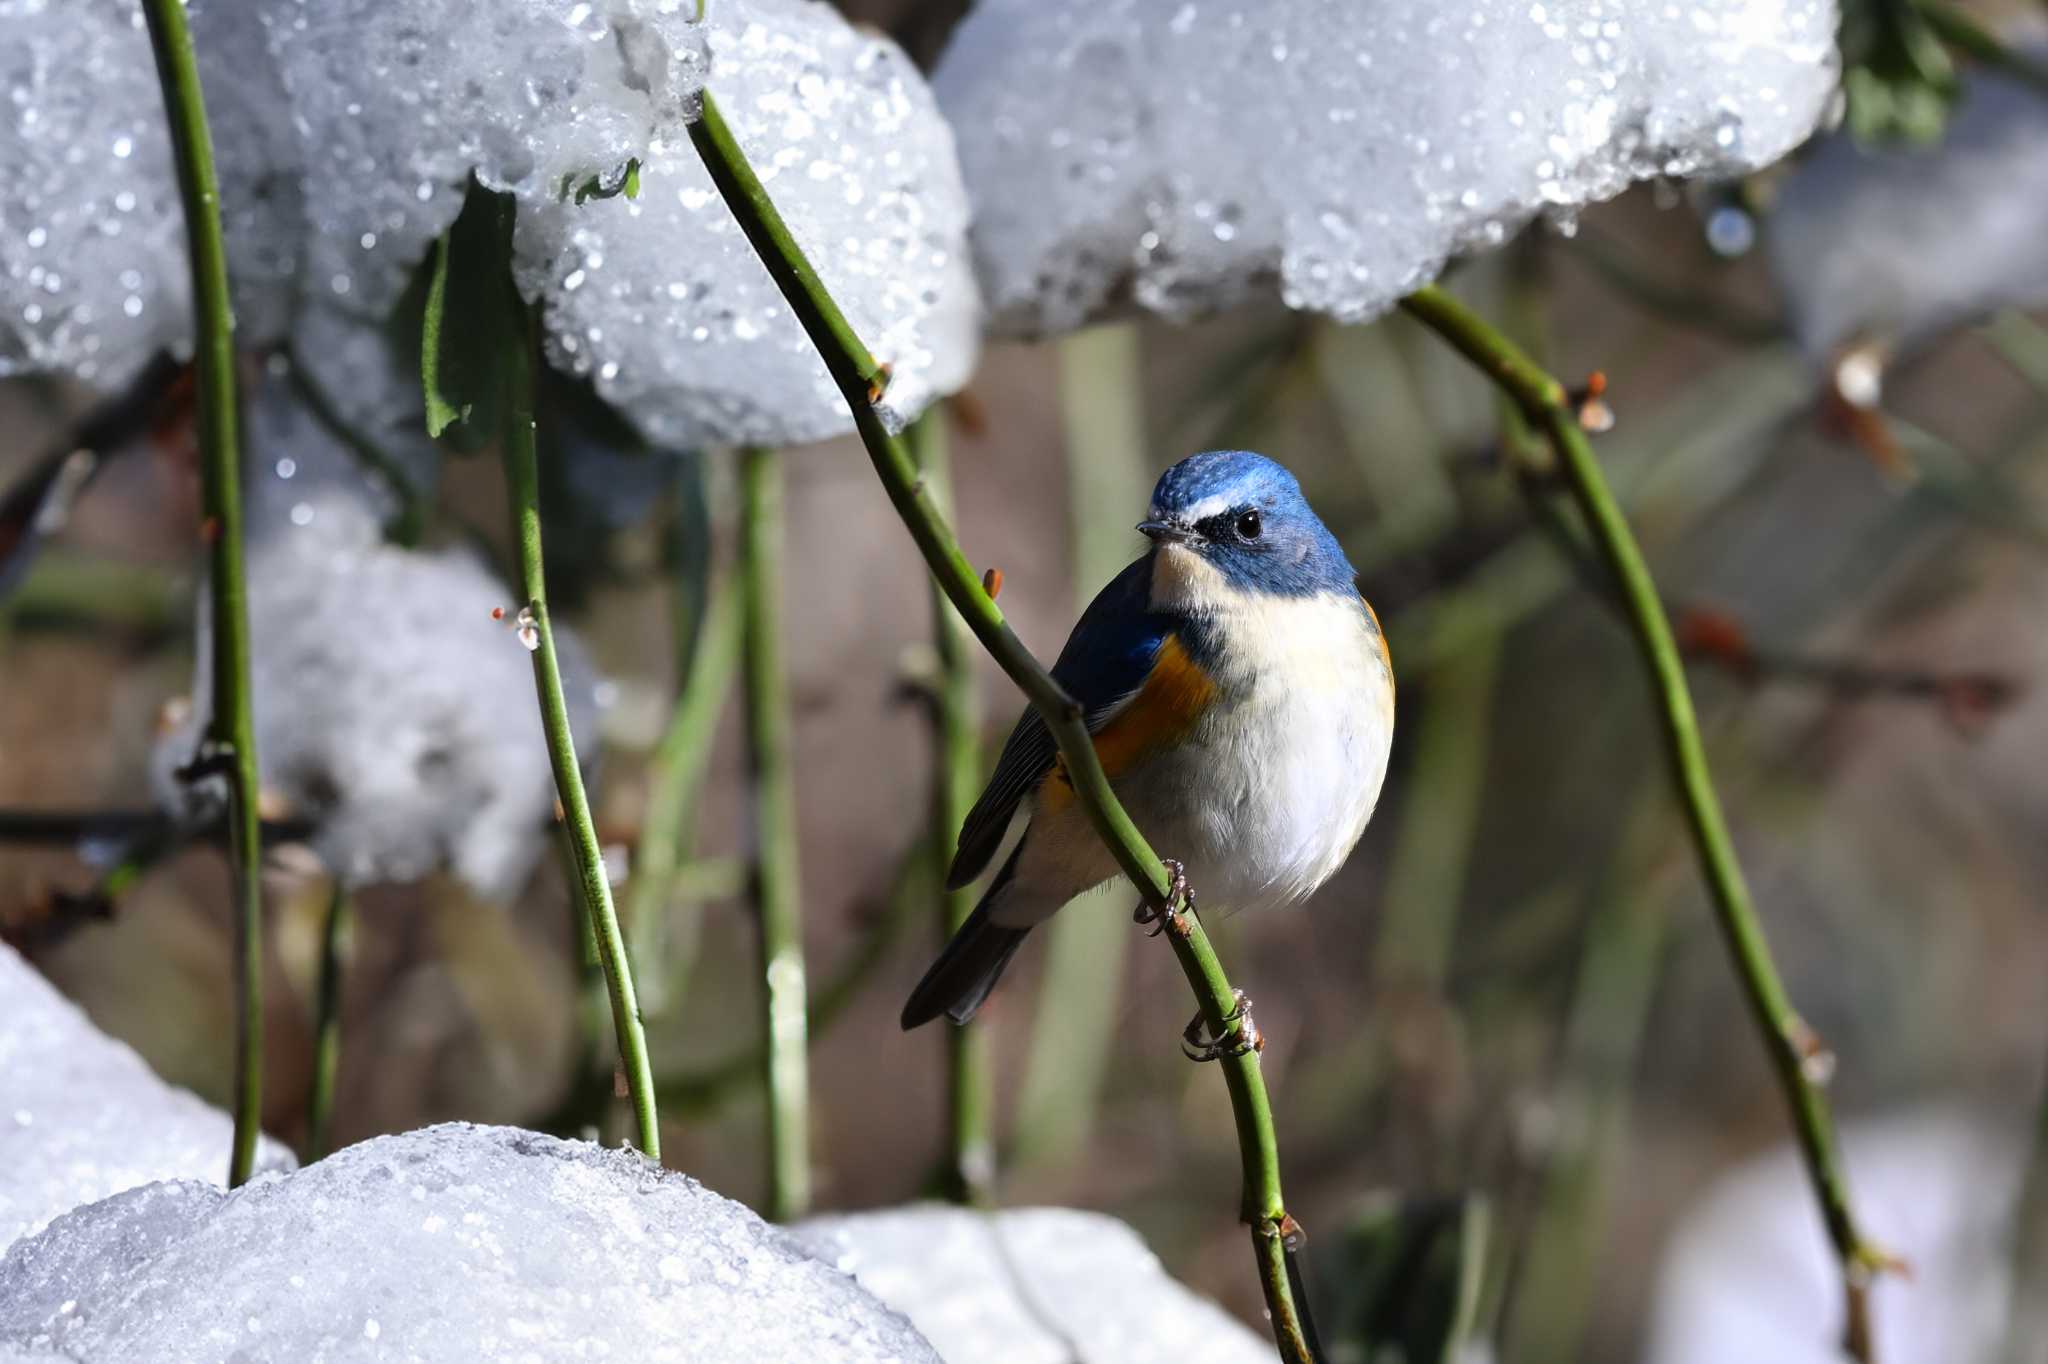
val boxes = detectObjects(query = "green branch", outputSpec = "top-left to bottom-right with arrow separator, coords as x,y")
660,833 -> 926,1114
306,881 -> 351,1160
740,445 -> 810,1220
906,408 -> 995,1207
687,90 -> 1317,1361
140,0 -> 265,1188
499,303 -> 661,1160
1014,324 -> 1147,1171
628,572 -> 741,1016
1400,283 -> 1883,1359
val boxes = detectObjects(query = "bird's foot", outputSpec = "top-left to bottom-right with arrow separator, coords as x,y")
1182,989 -> 1262,1063
1133,858 -> 1195,938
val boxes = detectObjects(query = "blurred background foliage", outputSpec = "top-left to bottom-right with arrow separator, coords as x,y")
5,0 -> 2048,1359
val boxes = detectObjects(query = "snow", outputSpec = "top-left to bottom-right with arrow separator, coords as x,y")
1643,1108 -> 2025,1364
0,944 -> 295,1255
0,1124 -> 941,1364
793,1204 -> 1274,1364
288,303 -> 443,499
0,0 -> 300,387
512,0 -> 981,447
190,0 -> 308,348
262,0 -> 710,321
933,0 -> 1842,336
1768,58 -> 2048,357
1,0 -> 189,388
153,374 -> 599,899
6,0 -> 977,441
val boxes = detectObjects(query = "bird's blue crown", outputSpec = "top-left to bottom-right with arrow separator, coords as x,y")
1143,450 -> 1356,598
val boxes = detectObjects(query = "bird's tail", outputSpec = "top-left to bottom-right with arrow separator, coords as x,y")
900,850 -> 1030,1030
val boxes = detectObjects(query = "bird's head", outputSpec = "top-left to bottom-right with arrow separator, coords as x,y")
1138,450 -> 1355,599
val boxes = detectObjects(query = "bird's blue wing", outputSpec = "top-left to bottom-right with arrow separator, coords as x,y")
946,557 -> 1170,889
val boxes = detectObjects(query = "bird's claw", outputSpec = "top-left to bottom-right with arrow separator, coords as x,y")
1133,858 -> 1195,937
1182,989 -> 1261,1062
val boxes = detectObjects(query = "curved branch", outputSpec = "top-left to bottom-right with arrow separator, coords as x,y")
1400,283 -> 1885,1359
686,91 -> 1319,1362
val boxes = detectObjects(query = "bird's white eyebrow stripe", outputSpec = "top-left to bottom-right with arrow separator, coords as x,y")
1154,493 -> 1235,523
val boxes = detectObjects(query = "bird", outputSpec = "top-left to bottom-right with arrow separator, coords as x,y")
900,449 -> 1395,1031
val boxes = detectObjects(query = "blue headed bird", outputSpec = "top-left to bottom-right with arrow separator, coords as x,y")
901,449 -> 1395,1029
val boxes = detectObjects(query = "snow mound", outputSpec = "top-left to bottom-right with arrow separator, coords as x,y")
0,1124 -> 940,1364
0,944 -> 294,1255
935,0 -> 1840,336
2,0 -> 195,387
514,0 -> 980,447
0,0 -> 301,387
794,1203 -> 1273,1364
1644,1108 -> 2025,1364
1769,58 -> 2048,357
263,0 -> 710,320
5,0 -> 978,440
153,378 -> 598,899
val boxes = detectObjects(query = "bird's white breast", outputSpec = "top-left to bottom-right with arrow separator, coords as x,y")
1135,550 -> 1395,910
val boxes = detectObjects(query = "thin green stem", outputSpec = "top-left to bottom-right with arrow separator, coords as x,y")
1015,323 -> 1147,1171
499,303 -> 660,1160
661,834 -> 928,1114
306,881 -> 351,1160
688,90 -> 1316,1362
907,408 -> 995,1207
1502,789 -> 1682,1362
1401,283 -> 1881,1359
141,0 -> 264,1189
286,344 -> 428,547
1918,0 -> 2048,95
628,573 -> 741,1016
1565,230 -> 1786,345
739,445 -> 810,1220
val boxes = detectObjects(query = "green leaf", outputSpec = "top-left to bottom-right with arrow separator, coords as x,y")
419,177 -> 520,450
568,157 -> 642,207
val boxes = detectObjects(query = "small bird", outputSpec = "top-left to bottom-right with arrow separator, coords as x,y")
901,449 -> 1395,1030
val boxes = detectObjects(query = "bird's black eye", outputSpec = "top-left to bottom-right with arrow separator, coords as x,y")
1235,509 -> 1262,541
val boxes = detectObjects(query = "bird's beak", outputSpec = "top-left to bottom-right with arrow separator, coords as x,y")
1137,518 -> 1192,545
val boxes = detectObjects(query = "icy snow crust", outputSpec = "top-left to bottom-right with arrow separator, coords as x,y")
1,0 -> 175,386
263,0 -> 713,321
794,1204 -> 1274,1364
0,945 -> 295,1255
2,0 -> 977,444
514,0 -> 980,447
153,377 -> 597,898
1768,60 -> 2048,357
0,1124 -> 941,1364
0,0 -> 304,386
934,0 -> 1842,336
